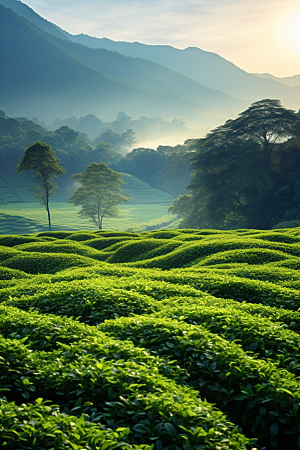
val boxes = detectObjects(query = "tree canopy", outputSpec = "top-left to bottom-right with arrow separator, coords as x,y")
69,162 -> 131,230
203,99 -> 300,155
170,99 -> 300,230
17,141 -> 66,230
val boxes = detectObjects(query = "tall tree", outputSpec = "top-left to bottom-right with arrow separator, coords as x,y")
17,141 -> 66,230
204,99 -> 300,157
170,100 -> 300,229
69,162 -> 131,230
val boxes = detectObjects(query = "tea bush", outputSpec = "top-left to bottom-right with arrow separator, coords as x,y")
99,316 -> 300,449
1,252 -> 99,274
15,241 -> 108,262
2,227 -> 300,449
0,335 -> 250,449
0,398 -> 148,450
153,300 -> 300,373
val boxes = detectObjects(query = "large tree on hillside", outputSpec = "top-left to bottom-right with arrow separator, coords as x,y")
169,100 -> 300,230
69,162 -> 131,230
17,141 -> 66,230
203,99 -> 300,156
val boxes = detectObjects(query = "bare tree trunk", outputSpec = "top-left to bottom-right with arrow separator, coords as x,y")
46,191 -> 51,231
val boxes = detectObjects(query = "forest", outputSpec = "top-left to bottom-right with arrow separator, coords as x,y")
1,99 -> 300,232
0,109 -> 192,201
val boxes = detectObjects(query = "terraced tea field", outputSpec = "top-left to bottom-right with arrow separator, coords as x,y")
1,227 -> 300,449
0,173 -> 176,234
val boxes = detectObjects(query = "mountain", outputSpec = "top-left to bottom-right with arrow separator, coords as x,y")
0,6 -> 211,124
63,36 -> 300,110
47,34 -> 245,114
253,73 -> 300,88
3,0 -> 299,111
0,0 -> 68,40
0,4 -> 246,127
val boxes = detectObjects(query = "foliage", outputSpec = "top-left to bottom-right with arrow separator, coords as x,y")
0,398 -> 143,450
2,228 -> 300,448
203,99 -> 300,153
170,100 -> 300,229
17,141 -> 66,230
99,315 -> 300,448
122,144 -> 193,196
69,163 -> 131,229
94,129 -> 136,155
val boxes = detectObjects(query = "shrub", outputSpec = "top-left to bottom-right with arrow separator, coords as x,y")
99,316 -> 300,449
1,252 -> 99,274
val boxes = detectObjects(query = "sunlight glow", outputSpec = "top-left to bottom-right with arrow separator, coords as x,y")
279,8 -> 300,53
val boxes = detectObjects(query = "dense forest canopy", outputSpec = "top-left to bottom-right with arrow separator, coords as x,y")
51,112 -> 190,143
170,100 -> 300,230
0,110 -> 193,199
2,99 -> 300,231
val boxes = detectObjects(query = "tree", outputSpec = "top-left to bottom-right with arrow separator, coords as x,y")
94,129 -> 136,155
92,141 -> 123,170
122,147 -> 165,190
171,99 -> 300,229
69,162 -> 131,230
168,194 -> 192,218
163,150 -> 192,197
17,141 -> 66,231
204,99 -> 300,157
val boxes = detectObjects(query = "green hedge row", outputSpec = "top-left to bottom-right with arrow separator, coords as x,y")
153,300 -> 300,373
0,398 -> 149,450
99,316 -> 300,449
0,334 -> 250,450
0,305 -> 184,380
201,264 -> 300,288
15,240 -> 109,262
1,252 -> 100,274
2,279 -> 155,325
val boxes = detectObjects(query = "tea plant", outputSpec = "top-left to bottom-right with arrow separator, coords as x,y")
1,226 -> 300,449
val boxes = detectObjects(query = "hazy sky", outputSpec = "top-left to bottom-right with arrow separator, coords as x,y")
24,0 -> 300,77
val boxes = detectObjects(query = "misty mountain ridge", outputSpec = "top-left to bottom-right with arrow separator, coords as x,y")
1,0 -> 299,130
0,0 -> 68,40
0,3 -> 246,128
253,73 -> 300,88
64,35 -> 299,109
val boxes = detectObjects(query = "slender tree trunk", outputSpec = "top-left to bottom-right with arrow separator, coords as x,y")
46,191 -> 51,231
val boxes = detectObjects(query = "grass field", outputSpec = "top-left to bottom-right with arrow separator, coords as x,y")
0,172 -> 175,234
1,227 -> 300,449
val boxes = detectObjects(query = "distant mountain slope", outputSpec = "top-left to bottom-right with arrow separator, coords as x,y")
254,73 -> 300,88
49,35 -> 245,114
65,35 -> 300,109
3,0 -> 299,109
0,5 -> 247,127
0,6 -> 215,123
0,0 -> 68,40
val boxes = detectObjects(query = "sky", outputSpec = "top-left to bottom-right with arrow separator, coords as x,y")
23,0 -> 300,77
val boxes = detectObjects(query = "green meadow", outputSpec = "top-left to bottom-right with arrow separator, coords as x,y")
1,227 -> 300,449
0,172 -> 176,234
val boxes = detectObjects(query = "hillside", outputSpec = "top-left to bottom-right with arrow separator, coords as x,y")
1,227 -> 300,449
254,73 -> 300,87
0,171 -> 175,234
0,6 -> 209,123
49,36 -> 245,115
4,0 -> 299,109
3,0 -> 299,119
64,36 -> 300,109
0,5 -> 246,127
0,0 -> 68,39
